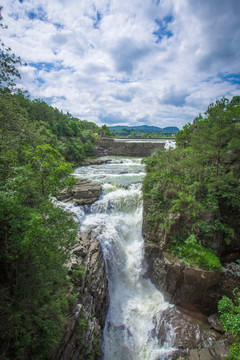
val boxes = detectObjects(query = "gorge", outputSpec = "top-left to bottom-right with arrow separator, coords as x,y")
58,155 -> 235,360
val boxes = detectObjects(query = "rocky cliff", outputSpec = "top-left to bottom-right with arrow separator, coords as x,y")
54,230 -> 109,360
55,179 -> 108,360
142,200 -> 239,359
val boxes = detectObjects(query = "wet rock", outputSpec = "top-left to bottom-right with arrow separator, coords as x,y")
158,305 -> 232,360
80,158 -> 110,166
58,179 -> 102,206
207,314 -> 223,333
158,305 -> 220,351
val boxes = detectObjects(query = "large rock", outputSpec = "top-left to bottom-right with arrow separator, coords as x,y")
58,179 -> 102,206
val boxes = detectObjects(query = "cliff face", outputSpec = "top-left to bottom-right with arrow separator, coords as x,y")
142,199 -> 240,359
142,198 -> 240,313
144,244 -> 221,313
54,230 -> 109,360
55,177 -> 109,360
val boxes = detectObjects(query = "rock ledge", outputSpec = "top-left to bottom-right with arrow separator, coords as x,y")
58,179 -> 102,205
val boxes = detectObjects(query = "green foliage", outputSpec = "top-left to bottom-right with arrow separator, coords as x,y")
218,290 -> 240,359
143,96 -> 240,267
99,124 -> 112,137
169,235 -> 221,271
0,176 -> 78,358
0,10 -> 25,90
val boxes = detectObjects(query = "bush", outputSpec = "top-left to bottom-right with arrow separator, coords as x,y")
169,234 -> 221,271
218,290 -> 240,360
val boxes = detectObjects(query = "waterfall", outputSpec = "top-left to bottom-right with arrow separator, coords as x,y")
69,158 -> 175,359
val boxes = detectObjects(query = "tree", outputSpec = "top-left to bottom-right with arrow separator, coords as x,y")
0,7 -> 25,90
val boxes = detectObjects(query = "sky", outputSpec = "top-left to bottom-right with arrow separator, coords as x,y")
2,0 -> 240,129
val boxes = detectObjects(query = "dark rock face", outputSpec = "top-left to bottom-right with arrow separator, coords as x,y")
55,230 -> 109,360
58,179 -> 102,206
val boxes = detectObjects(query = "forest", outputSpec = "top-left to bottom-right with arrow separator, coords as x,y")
0,91 -> 105,359
109,125 -> 179,138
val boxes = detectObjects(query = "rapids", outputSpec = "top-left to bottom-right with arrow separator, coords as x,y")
69,158 -> 175,359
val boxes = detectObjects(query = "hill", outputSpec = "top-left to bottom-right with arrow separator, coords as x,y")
109,125 -> 163,132
109,125 -> 180,136
162,126 -> 179,134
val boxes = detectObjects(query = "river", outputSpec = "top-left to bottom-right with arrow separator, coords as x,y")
71,157 -> 175,359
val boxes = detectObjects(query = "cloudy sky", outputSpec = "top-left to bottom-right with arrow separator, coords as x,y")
2,0 -> 240,128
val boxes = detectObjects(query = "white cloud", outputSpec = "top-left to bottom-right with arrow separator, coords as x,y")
1,0 -> 240,129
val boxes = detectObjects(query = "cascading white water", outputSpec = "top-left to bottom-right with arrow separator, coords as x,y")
66,158 -> 175,359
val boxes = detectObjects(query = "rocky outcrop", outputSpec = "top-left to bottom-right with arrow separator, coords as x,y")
157,305 -> 232,360
58,179 -> 102,206
55,230 -> 109,360
144,246 -> 221,313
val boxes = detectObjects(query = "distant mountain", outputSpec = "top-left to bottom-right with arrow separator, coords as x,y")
162,127 -> 180,134
109,125 -> 163,132
109,125 -> 180,134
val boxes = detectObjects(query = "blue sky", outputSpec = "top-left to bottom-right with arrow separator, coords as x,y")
2,0 -> 240,128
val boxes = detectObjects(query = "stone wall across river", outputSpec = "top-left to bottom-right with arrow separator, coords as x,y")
95,138 -> 166,157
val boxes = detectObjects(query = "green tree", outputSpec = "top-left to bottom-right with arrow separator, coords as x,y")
27,144 -> 74,196
0,8 -> 25,90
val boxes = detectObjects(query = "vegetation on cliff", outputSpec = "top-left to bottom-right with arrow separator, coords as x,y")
143,96 -> 240,271
218,290 -> 240,359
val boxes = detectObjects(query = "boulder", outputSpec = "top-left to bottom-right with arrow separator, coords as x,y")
58,179 -> 102,206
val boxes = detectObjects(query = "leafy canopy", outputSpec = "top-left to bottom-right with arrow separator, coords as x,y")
143,96 -> 240,269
